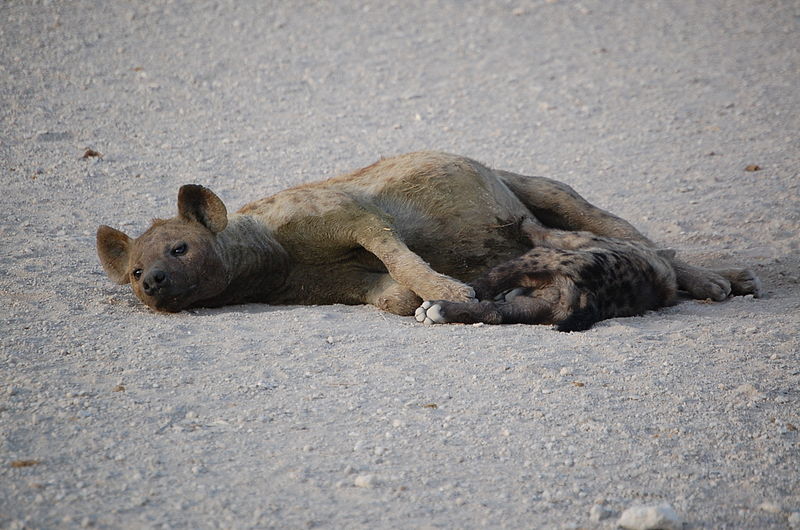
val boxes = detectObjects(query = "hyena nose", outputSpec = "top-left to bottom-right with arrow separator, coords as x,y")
143,269 -> 168,296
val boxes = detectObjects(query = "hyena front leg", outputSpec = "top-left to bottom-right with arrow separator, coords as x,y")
352,213 -> 475,303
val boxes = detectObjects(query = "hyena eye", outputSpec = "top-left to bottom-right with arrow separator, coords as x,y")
132,269 -> 143,280
171,243 -> 187,256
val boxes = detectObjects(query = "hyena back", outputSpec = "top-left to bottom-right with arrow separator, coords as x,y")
416,221 -> 678,331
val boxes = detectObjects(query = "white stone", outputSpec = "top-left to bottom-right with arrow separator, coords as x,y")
758,501 -> 782,514
353,474 -> 376,488
589,504 -> 612,522
787,511 -> 800,528
618,503 -> 682,530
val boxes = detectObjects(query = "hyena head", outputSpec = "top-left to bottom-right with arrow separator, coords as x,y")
96,185 -> 230,312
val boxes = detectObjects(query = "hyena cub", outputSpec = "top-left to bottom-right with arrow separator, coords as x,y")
415,220 -> 678,331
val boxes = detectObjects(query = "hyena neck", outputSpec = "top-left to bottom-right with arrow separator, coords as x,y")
211,214 -> 290,304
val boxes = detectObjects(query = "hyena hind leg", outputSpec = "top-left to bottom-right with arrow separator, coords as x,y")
519,219 -> 596,250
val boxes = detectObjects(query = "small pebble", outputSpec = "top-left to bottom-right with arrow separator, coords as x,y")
787,511 -> 800,528
759,501 -> 782,514
618,503 -> 682,530
589,504 -> 613,522
353,474 -> 376,488
732,383 -> 763,401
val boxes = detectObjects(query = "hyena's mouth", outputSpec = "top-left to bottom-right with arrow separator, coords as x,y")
150,284 -> 201,312
148,296 -> 181,313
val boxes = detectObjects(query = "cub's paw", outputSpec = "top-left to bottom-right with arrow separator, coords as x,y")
415,301 -> 449,325
678,266 -> 731,301
715,268 -> 763,298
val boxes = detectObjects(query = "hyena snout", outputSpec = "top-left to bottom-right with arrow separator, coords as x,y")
142,269 -> 169,296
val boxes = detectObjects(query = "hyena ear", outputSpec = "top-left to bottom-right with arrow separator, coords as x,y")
656,248 -> 677,260
177,184 -> 228,233
96,225 -> 133,284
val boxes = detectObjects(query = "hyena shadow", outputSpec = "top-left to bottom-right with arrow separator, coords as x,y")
416,220 -> 678,331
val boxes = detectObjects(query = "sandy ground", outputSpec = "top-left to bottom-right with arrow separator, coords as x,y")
2,0 -> 799,528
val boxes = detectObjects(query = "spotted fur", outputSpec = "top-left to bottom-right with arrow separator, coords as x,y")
416,221 -> 678,331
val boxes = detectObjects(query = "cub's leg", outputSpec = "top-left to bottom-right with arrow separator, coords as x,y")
415,296 -> 553,325
416,248 -> 583,326
498,171 -> 760,300
467,246 -> 588,303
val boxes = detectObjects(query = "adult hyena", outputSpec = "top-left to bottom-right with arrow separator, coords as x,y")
97,152 -> 761,316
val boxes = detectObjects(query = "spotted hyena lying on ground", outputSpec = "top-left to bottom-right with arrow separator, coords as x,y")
96,152 -> 761,318
415,220 -> 678,331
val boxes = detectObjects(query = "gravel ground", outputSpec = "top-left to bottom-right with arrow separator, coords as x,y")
1,0 -> 799,528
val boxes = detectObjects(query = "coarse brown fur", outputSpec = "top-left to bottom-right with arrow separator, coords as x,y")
415,220 -> 678,331
96,151 -> 761,316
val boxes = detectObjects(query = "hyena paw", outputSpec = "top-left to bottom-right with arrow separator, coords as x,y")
692,275 -> 731,301
425,278 -> 475,303
678,267 -> 731,301
715,268 -> 763,297
415,301 -> 449,325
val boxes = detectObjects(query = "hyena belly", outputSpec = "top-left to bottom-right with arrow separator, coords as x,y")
416,236 -> 677,331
